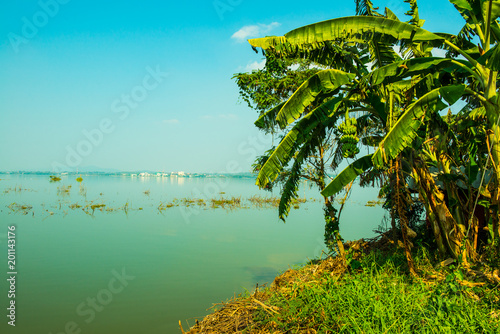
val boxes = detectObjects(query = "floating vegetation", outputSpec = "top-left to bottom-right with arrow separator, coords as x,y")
49,175 -> 61,182
210,196 -> 241,209
57,185 -> 72,196
78,203 -> 108,215
182,198 -> 207,207
123,202 -> 129,215
90,203 -> 105,212
2,190 -> 320,219
158,202 -> 178,212
66,201 -> 135,215
365,200 -> 384,207
248,196 -> 307,209
76,176 -> 83,183
7,202 -> 33,215
79,184 -> 87,197
3,186 -> 33,193
248,196 -> 280,208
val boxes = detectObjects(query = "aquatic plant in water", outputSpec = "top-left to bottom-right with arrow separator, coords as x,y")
49,175 -> 61,182
57,185 -> 72,197
7,202 -> 33,215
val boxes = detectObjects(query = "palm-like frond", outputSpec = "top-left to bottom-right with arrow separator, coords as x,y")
254,102 -> 285,130
355,0 -> 382,16
404,0 -> 423,27
256,97 -> 344,188
362,57 -> 460,87
366,41 -> 402,68
270,41 -> 368,74
283,16 -> 443,44
276,69 -> 354,128
483,43 -> 500,70
249,16 -> 443,52
278,130 -> 324,220
372,85 -> 466,167
322,154 -> 374,197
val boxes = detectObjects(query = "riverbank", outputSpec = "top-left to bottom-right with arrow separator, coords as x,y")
182,235 -> 500,333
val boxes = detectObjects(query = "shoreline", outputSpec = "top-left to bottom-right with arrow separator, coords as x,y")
182,234 -> 500,333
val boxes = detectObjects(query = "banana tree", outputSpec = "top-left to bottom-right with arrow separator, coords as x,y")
246,0 -> 500,262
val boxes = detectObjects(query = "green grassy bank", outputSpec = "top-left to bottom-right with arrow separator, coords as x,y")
184,240 -> 500,333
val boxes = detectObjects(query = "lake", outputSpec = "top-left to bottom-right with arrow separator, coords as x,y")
0,173 -> 385,333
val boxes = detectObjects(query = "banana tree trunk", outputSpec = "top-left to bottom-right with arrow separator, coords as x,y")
485,71 -> 499,246
488,121 -> 500,245
412,166 -> 447,255
394,158 -> 417,276
412,165 -> 468,261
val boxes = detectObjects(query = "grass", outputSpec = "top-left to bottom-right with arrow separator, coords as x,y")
257,253 -> 498,333
185,245 -> 500,334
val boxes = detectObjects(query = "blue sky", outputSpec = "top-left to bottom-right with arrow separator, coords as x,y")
0,0 -> 464,172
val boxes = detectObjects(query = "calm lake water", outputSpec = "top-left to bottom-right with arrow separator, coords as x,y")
0,173 -> 385,333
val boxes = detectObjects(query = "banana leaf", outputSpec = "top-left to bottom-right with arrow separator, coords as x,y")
255,102 -> 285,130
321,154 -> 374,197
363,57 -> 458,86
256,97 -> 344,188
276,69 -> 354,128
372,85 -> 465,167
249,16 -> 443,52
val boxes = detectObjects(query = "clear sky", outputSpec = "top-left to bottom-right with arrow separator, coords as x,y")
0,0 -> 464,173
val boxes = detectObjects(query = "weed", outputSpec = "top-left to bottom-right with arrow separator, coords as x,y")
7,202 -> 33,215
49,175 -> 61,182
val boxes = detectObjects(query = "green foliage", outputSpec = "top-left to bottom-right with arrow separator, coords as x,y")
371,85 -> 464,167
233,55 -> 318,116
275,69 -> 354,128
322,155 -> 374,197
240,0 -> 500,264
255,97 -> 343,189
355,0 -> 382,16
250,16 -> 443,48
252,251 -> 500,333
